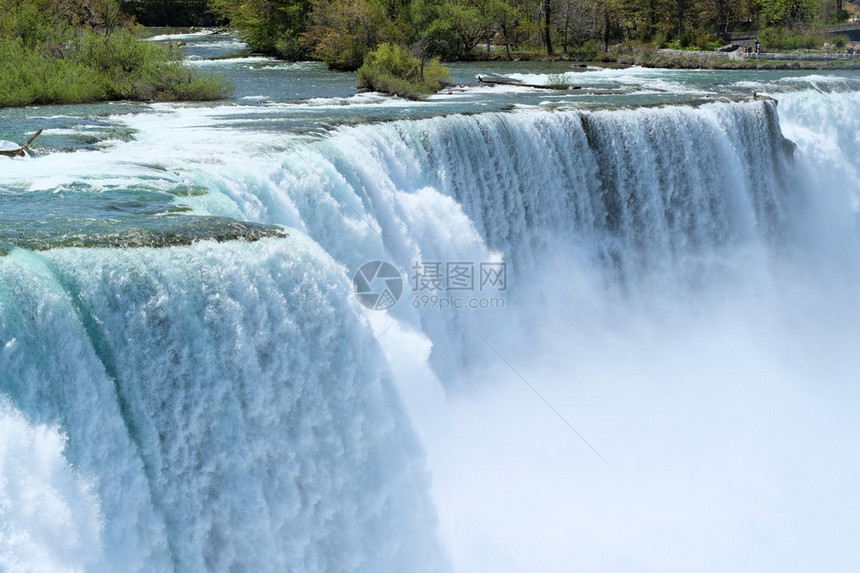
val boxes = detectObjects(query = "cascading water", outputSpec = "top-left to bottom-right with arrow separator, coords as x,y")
2,62 -> 860,572
181,99 -> 804,375
0,239 -> 444,572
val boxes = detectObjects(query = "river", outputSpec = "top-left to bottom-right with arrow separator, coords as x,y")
1,30 -> 859,573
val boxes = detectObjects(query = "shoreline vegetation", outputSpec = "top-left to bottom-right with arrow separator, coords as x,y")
0,0 -> 232,108
460,44 -> 860,68
204,0 -> 860,96
2,0 -> 860,106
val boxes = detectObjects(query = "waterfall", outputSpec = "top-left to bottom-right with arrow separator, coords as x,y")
188,99 -> 828,375
3,90 -> 860,572
0,238 -> 443,572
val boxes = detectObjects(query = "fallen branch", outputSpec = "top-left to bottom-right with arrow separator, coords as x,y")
0,129 -> 43,158
477,76 -> 581,90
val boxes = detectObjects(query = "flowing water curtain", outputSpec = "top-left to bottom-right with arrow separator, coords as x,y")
0,238 -> 445,572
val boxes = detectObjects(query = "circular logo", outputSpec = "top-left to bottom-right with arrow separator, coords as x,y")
352,261 -> 403,310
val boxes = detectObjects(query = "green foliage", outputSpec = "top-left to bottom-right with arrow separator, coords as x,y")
422,57 -> 451,85
357,41 -> 449,98
117,0 -> 213,27
756,0 -> 816,26
566,40 -> 601,59
0,0 -> 231,107
129,0 -> 860,71
781,31 -> 822,49
758,27 -> 831,51
678,28 -> 713,50
0,38 -> 105,106
410,0 -> 500,58
758,27 -> 784,49
304,0 -> 397,70
209,0 -> 311,58
830,9 -> 850,23
546,72 -> 570,88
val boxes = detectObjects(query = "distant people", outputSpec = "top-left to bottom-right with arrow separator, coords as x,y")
755,39 -> 761,54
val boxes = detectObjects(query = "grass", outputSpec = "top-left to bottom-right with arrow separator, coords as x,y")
546,73 -> 572,89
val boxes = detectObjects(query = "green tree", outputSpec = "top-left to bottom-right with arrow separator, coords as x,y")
209,0 -> 310,57
757,0 -> 815,25
542,0 -> 553,53
411,0 -> 499,58
304,0 -> 396,69
489,0 -> 521,58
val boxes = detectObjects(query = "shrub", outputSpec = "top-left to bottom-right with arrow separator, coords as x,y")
0,38 -> 106,106
781,31 -> 822,50
546,73 -> 571,89
0,0 -> 232,107
758,27 -> 784,50
357,42 -> 449,99
826,9 -> 850,24
76,29 -> 233,101
568,40 -> 600,59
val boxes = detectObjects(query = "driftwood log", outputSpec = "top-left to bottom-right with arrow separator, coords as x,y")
0,129 -> 43,158
477,76 -> 581,90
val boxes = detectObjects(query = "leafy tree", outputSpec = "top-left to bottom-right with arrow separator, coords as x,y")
304,0 -> 396,69
117,0 -> 213,26
489,0 -> 521,57
757,0 -> 815,25
209,0 -> 310,57
411,0 -> 499,58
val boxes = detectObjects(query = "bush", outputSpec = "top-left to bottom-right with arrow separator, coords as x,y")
0,0 -> 231,107
546,73 -> 571,89
758,27 -> 784,50
357,42 -> 449,99
76,29 -> 233,101
781,31 -> 822,50
567,40 -> 601,59
0,38 -> 106,106
826,9 -> 850,24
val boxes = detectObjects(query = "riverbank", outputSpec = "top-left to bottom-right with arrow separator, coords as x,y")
438,45 -> 860,70
614,47 -> 860,69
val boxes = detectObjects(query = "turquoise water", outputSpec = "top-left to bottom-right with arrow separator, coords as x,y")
2,30 -> 860,573
2,32 -> 857,251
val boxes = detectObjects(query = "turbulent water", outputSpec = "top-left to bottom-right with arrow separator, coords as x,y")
2,31 -> 860,572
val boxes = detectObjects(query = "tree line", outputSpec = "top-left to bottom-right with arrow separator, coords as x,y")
126,0 -> 851,69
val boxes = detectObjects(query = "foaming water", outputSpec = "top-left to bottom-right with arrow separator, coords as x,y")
3,73 -> 860,572
184,94 -> 860,571
0,238 -> 444,572
0,399 -> 103,572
